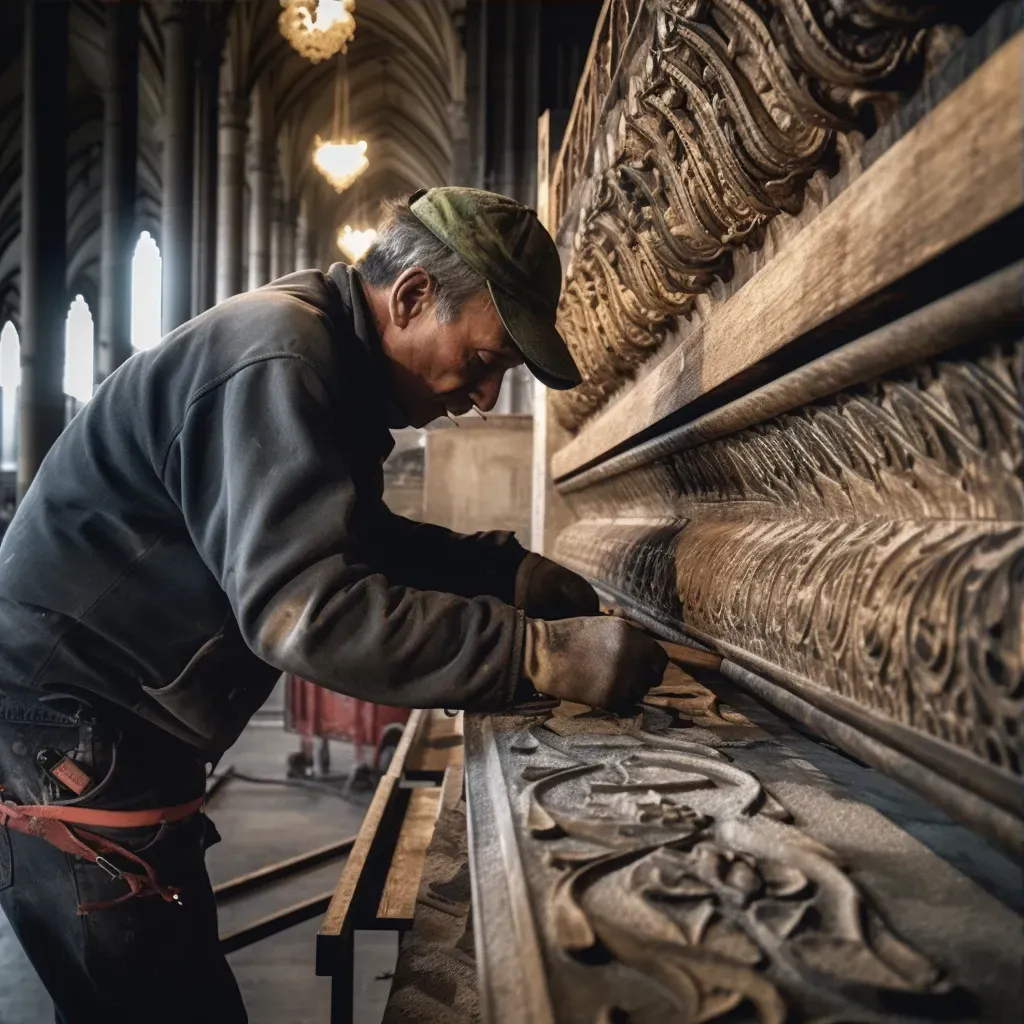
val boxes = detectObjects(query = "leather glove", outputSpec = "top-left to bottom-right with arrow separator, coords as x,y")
514,552 -> 600,620
520,616 -> 669,713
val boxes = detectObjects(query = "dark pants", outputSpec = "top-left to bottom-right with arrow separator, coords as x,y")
0,697 -> 247,1023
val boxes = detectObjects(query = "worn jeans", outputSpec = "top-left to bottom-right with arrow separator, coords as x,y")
0,696 -> 247,1023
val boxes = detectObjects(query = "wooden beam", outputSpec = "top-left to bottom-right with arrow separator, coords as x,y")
316,709 -> 426,965
552,33 -> 1023,481
377,786 -> 442,923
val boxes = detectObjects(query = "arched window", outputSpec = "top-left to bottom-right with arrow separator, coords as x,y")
64,295 -> 95,406
0,321 -> 20,472
131,231 -> 163,352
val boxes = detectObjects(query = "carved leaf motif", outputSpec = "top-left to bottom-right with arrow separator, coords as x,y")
517,718 -> 960,1021
551,0 -> 963,430
556,345 -> 1024,772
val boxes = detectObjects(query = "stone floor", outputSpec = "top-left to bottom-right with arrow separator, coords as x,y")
0,703 -> 396,1023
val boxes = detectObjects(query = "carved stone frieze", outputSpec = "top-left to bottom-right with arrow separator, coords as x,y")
552,0 -> 965,430
465,690 -> 1021,1023
555,340 -> 1024,779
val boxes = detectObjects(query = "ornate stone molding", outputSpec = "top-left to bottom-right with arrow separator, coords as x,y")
465,683 -> 1021,1023
555,338 -> 1023,788
551,0 -> 966,431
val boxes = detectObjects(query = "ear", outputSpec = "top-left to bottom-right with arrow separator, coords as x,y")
389,267 -> 435,328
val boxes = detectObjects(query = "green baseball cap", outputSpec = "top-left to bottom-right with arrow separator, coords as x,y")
408,187 -> 582,389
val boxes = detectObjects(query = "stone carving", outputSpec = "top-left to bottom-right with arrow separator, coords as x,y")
555,341 -> 1024,777
502,706 -> 965,1022
551,0 -> 963,430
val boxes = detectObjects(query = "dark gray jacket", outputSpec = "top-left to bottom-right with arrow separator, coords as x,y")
0,266 -> 527,754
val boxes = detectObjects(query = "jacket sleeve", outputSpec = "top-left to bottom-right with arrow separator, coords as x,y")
363,510 -> 528,605
161,354 -> 525,711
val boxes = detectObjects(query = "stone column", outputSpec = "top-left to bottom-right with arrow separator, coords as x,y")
192,39 -> 221,315
269,181 -> 284,281
496,0 -> 518,200
520,0 -> 541,207
96,0 -> 139,382
465,0 -> 488,189
247,81 -> 273,290
215,86 -> 246,302
295,192 -> 312,270
18,1 -> 69,502
281,200 -> 297,276
160,1 -> 196,334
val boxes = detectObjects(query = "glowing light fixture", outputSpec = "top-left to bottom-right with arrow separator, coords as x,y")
314,138 -> 369,194
313,49 -> 367,194
313,52 -> 368,193
279,0 -> 356,64
337,225 -> 377,262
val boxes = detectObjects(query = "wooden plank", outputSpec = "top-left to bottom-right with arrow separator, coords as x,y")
316,709 -> 425,970
404,708 -> 463,779
376,786 -> 442,923
316,774 -> 397,948
552,34 -> 1023,480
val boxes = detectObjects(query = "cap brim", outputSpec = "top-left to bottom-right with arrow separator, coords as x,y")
487,281 -> 581,390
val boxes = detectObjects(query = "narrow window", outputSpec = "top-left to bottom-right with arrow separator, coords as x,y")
64,294 -> 95,407
0,321 -> 20,472
131,230 -> 163,352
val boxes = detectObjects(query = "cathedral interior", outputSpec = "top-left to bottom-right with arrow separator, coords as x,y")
0,1 -> 1020,1022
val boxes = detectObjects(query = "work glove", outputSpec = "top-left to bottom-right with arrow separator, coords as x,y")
514,552 -> 600,620
520,616 -> 669,713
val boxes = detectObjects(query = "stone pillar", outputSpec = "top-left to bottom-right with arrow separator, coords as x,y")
295,192 -> 312,270
160,1 -> 196,334
281,201 -> 297,276
192,39 -> 221,315
294,193 -> 309,271
96,0 -> 139,382
247,82 -> 273,291
496,0 -> 518,200
18,1 -> 69,503
270,181 -> 285,281
520,1 -> 541,207
215,86 -> 246,302
465,0 -> 488,189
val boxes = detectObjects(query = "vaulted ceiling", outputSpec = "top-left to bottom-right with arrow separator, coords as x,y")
0,0 -> 464,325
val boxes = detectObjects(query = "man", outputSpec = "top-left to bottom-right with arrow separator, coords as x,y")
0,188 -> 666,1021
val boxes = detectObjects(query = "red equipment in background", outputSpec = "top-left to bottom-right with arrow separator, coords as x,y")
284,675 -> 410,777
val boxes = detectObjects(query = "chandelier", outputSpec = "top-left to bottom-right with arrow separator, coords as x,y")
314,138 -> 368,193
312,50 -> 368,193
279,0 -> 356,63
337,225 -> 377,262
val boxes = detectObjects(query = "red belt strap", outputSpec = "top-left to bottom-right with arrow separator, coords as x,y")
0,794 -> 204,914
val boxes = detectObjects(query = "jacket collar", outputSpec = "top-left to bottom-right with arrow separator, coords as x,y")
327,262 -> 409,430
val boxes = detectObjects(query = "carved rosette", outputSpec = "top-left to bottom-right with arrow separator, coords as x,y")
553,0 -> 956,431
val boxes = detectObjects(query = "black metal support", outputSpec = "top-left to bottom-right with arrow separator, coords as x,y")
214,837 -> 355,903
220,891 -> 334,955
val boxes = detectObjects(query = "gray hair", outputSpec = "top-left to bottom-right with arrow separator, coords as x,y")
358,195 -> 487,323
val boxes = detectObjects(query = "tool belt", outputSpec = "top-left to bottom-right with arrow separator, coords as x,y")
0,792 -> 204,914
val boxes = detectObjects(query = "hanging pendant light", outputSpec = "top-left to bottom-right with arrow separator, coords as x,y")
314,139 -> 368,193
337,225 -> 377,261
313,50 -> 368,193
279,0 -> 356,64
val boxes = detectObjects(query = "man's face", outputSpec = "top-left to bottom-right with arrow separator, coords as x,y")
374,268 -> 524,427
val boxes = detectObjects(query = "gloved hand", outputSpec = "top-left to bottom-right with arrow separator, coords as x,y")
520,616 -> 669,713
514,552 -> 600,620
